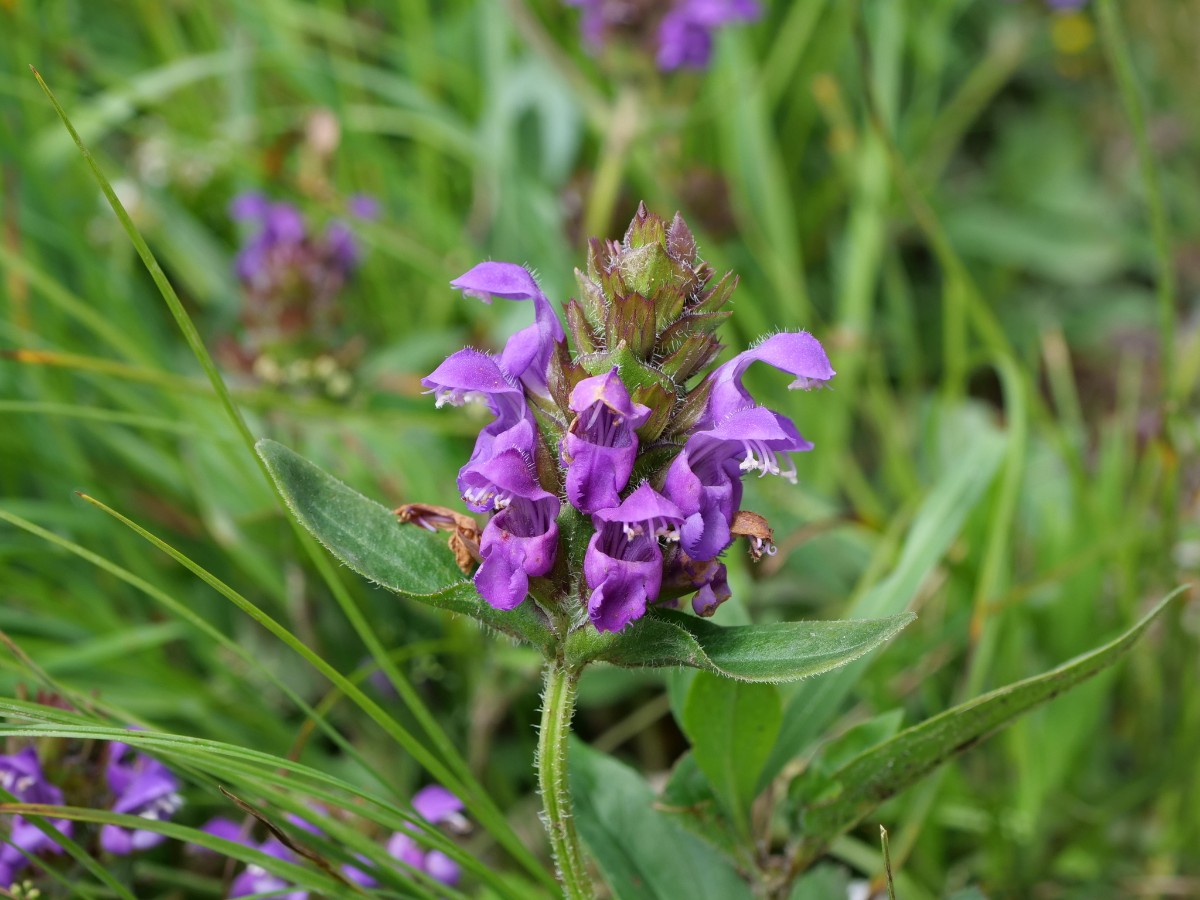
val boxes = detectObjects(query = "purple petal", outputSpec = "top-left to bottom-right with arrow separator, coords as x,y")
422,348 -> 522,406
562,369 -> 651,514
229,192 -> 270,222
424,849 -> 461,886
200,817 -> 252,847
594,482 -> 684,532
451,261 -> 546,304
324,221 -> 360,273
386,831 -> 426,868
451,261 -> 564,393
263,203 -> 306,244
567,368 -> 647,420
343,854 -> 378,887
348,193 -> 380,219
584,529 -> 664,633
412,785 -> 464,825
705,331 -> 835,424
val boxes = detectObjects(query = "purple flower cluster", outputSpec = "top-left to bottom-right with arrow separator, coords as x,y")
226,193 -> 376,395
231,192 -> 375,291
566,0 -> 760,70
201,785 -> 465,896
418,206 -> 834,633
0,742 -> 183,888
0,748 -> 73,887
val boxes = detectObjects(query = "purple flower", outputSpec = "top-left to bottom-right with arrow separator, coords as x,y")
100,742 -> 184,855
664,332 -> 834,560
473,451 -> 560,610
702,331 -> 835,427
0,748 -> 72,885
585,483 -> 685,632
230,191 -> 374,290
422,348 -> 537,511
450,262 -> 565,397
561,368 -> 651,514
201,819 -> 308,900
385,786 -> 467,887
657,0 -> 761,70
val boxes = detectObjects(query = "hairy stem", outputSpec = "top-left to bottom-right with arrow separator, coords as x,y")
538,660 -> 594,899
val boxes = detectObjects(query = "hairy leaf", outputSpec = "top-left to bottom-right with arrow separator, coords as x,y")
569,608 -> 914,683
257,439 -> 554,649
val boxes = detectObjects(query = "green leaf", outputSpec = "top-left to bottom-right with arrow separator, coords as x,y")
658,753 -> 747,868
791,590 -> 1184,866
256,439 -> 554,649
570,740 -> 753,900
682,673 -> 781,833
764,425 -> 1006,779
568,608 -> 915,683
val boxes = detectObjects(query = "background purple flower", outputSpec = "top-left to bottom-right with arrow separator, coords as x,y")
0,748 -> 72,885
100,742 -> 184,855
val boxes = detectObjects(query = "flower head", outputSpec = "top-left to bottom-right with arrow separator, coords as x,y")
408,205 -> 831,631
384,785 -> 467,887
201,819 -> 310,900
565,0 -> 761,71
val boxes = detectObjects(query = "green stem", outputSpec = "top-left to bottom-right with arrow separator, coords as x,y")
538,661 -> 594,900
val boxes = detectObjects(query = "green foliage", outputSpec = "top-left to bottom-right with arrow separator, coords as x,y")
682,675 -> 781,835
0,0 -> 1195,895
789,589 -> 1184,867
570,740 -> 752,900
258,437 -> 556,649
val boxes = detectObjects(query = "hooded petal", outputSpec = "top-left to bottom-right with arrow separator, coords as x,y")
705,331 -> 835,425
451,262 -> 565,394
413,785 -> 464,825
422,348 -> 523,408
664,406 -> 810,560
562,369 -> 652,514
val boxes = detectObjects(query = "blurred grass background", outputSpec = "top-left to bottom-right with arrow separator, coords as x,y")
1,0 -> 1198,895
